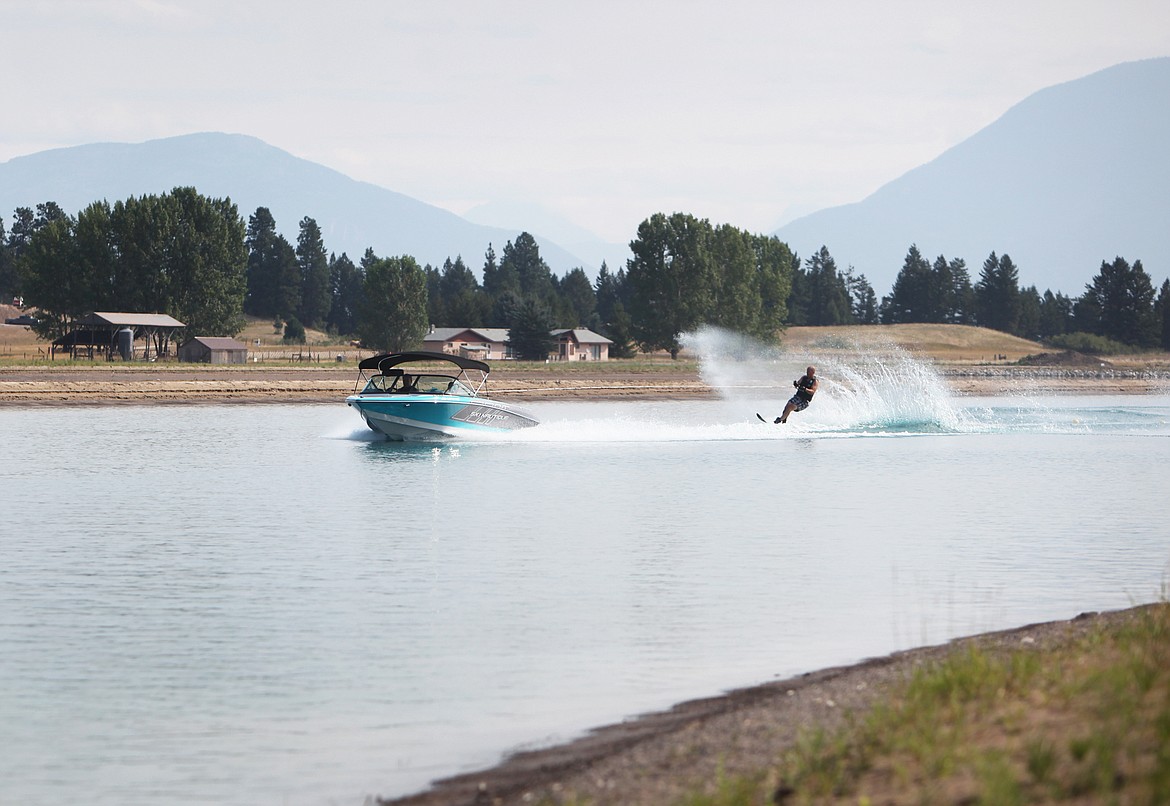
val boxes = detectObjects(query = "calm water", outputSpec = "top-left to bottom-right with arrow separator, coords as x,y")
2,352 -> 1169,805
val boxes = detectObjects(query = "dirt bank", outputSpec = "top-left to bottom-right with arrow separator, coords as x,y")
0,364 -> 1164,405
378,607 -> 1147,806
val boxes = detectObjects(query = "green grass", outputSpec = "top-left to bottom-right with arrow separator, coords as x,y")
669,602 -> 1170,805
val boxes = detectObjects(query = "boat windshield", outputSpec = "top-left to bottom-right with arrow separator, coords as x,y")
362,372 -> 474,396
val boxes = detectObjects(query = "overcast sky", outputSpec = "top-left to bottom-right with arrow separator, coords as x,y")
3,1 -> 1169,243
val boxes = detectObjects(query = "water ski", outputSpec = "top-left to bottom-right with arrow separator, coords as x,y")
756,412 -> 777,424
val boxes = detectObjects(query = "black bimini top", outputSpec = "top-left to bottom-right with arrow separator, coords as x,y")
358,351 -> 491,375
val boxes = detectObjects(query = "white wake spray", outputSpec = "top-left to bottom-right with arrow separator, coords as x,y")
683,325 -> 974,433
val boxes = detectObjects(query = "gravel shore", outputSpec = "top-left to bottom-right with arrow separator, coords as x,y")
378,607 -> 1148,806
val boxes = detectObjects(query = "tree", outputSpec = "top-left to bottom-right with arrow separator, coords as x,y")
506,297 -> 557,360
7,207 -> 37,263
482,241 -> 519,301
882,245 -> 934,324
845,268 -> 879,324
799,246 -> 852,326
18,188 -> 246,341
751,234 -> 793,338
974,252 -> 1022,334
296,216 -> 331,329
282,315 -> 306,344
594,263 -> 637,358
159,188 -> 248,336
0,218 -> 13,299
1079,257 -> 1158,347
559,267 -> 597,327
357,255 -> 428,352
273,236 -> 301,321
438,255 -> 488,326
1157,279 -> 1170,350
1038,289 -> 1073,339
326,252 -> 363,335
946,258 -> 975,323
1018,285 -> 1042,340
625,212 -> 715,358
501,232 -> 555,304
18,215 -> 83,339
245,207 -> 281,317
708,224 -> 759,333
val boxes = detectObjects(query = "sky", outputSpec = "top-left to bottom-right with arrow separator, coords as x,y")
3,1 -> 1170,244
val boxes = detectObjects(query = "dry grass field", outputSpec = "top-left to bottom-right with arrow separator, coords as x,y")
3,311 -> 1168,381
0,310 -> 1109,364
779,323 -> 1047,364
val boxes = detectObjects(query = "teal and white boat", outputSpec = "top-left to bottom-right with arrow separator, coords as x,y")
346,351 -> 539,440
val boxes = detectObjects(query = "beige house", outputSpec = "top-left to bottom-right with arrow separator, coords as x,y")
422,326 -> 614,361
552,328 -> 613,361
422,327 -> 512,359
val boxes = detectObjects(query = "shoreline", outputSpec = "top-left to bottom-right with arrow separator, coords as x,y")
0,365 -> 1166,405
379,606 -> 1154,806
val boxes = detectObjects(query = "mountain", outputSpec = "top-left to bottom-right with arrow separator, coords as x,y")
0,132 -> 590,276
462,200 -> 631,277
774,58 -> 1170,296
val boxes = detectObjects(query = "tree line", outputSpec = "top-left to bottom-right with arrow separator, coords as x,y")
4,189 -> 1169,356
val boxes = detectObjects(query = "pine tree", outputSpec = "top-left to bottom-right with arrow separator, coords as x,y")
506,297 -> 557,360
1080,257 -> 1158,347
1158,279 -> 1170,349
296,216 -> 331,329
882,245 -> 933,323
245,207 -> 281,317
326,252 -> 363,335
974,252 -> 1022,334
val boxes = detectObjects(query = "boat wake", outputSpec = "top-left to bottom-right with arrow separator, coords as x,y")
335,326 -> 1170,444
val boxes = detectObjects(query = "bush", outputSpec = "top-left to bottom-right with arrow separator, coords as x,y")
282,316 -> 306,344
1047,331 -> 1133,355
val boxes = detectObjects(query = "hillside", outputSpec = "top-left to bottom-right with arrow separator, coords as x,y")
775,58 -> 1170,296
779,323 -> 1045,364
0,133 -> 590,276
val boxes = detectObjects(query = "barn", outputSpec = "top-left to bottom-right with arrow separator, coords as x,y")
178,336 -> 249,364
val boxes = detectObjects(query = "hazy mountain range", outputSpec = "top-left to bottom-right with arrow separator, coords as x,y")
0,133 -> 627,276
774,57 -> 1170,295
1,57 -> 1166,296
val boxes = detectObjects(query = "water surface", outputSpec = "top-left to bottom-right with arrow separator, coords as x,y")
2,368 -> 1168,805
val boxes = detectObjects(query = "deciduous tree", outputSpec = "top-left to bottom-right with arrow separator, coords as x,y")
357,255 -> 428,352
626,212 -> 715,358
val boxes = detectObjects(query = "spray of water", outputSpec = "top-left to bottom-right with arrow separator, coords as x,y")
684,325 -> 974,433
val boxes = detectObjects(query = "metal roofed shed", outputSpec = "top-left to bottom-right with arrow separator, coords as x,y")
52,312 -> 186,360
178,336 -> 249,364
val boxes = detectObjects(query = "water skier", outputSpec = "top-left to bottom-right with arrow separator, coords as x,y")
775,365 -> 818,423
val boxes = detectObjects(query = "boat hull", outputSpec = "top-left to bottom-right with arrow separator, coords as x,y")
346,393 -> 538,440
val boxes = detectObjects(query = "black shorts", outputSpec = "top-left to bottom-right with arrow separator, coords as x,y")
787,395 -> 810,413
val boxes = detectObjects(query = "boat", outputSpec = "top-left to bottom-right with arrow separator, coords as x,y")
346,351 -> 539,440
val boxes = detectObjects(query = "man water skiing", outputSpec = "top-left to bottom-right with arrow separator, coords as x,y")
775,365 -> 818,423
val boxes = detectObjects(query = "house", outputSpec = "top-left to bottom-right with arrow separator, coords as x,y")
422,325 -> 614,361
552,328 -> 613,361
422,327 -> 512,360
178,336 -> 248,364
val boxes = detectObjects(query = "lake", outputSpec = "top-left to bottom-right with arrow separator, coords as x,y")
2,354 -> 1168,805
